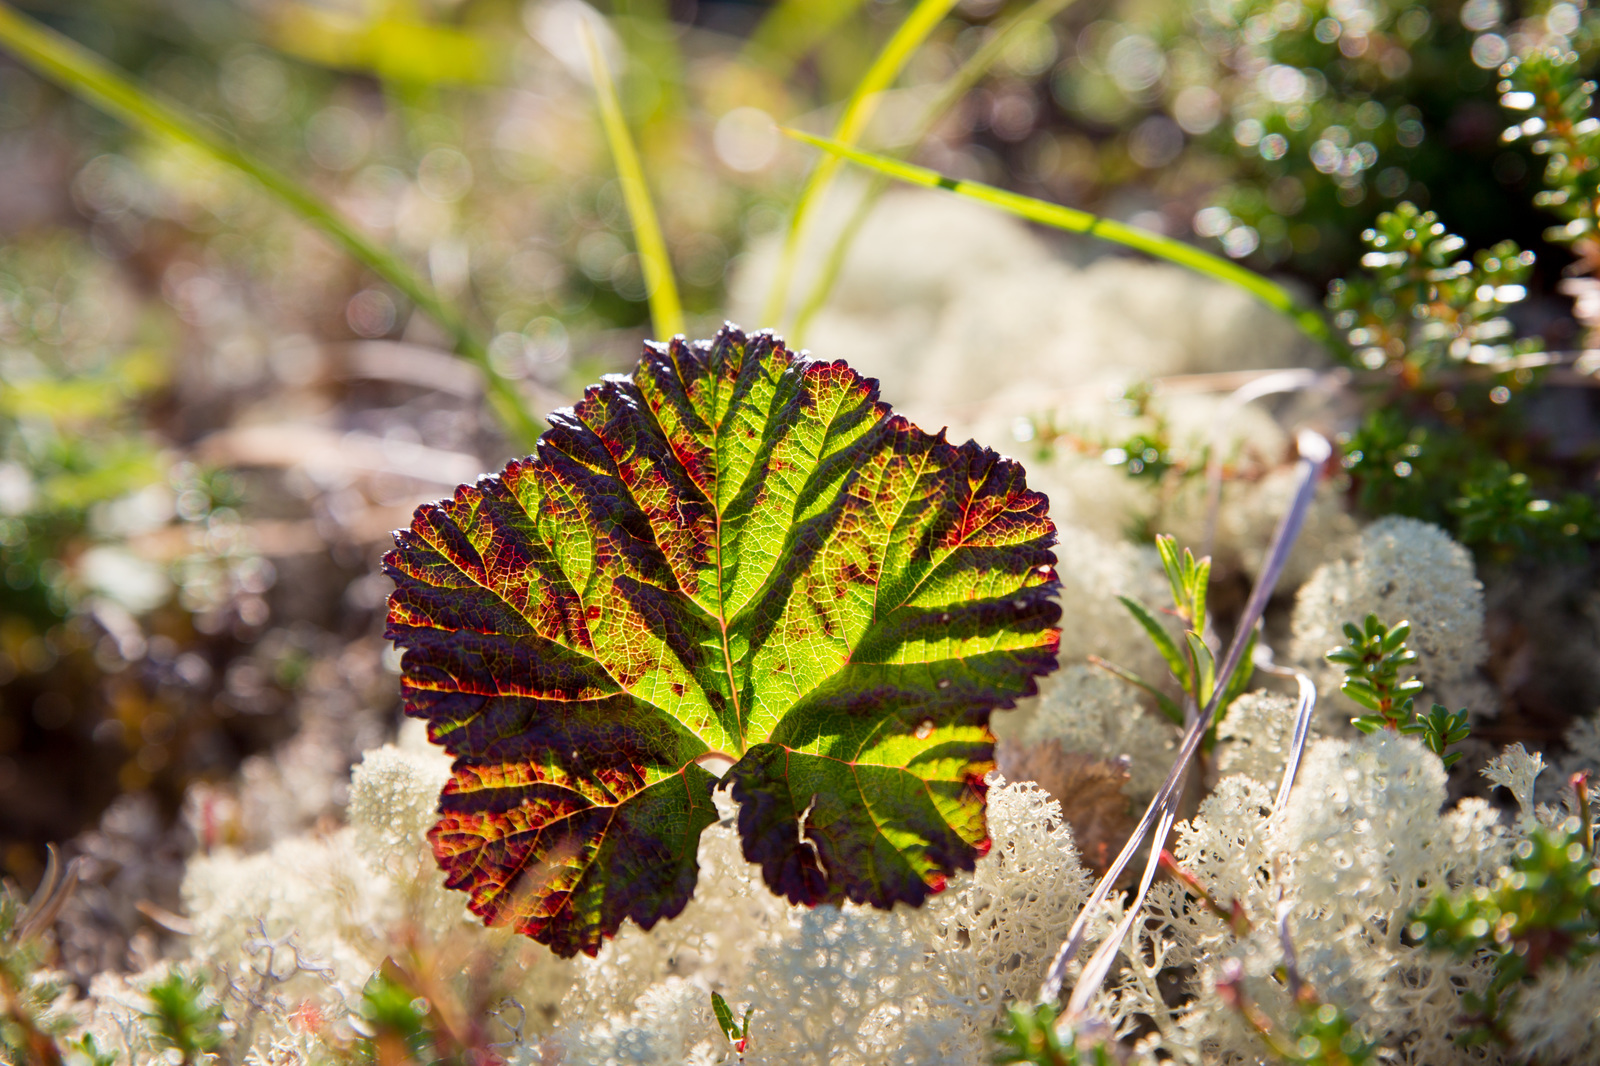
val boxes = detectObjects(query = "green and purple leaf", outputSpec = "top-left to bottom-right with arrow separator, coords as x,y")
384,324 -> 1060,957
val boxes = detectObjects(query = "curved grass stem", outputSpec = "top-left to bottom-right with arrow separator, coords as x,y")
0,0 -> 543,448
790,0 -> 1081,344
760,0 -> 960,331
580,17 -> 685,341
787,128 -> 1335,347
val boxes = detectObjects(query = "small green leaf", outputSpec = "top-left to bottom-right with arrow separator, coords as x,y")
712,991 -> 737,1042
1116,595 -> 1188,686
1341,679 -> 1384,713
1189,556 -> 1211,634
1384,648 -> 1420,669
1185,631 -> 1216,706
1380,620 -> 1412,652
143,972 -> 223,1061
1090,656 -> 1185,725
1156,535 -> 1185,612
67,1035 -> 118,1066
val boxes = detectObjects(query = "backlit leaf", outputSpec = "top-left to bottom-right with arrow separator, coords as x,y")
384,324 -> 1060,957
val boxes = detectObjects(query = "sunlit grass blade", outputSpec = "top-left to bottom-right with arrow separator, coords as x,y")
785,128 -> 1335,346
0,0 -> 543,449
580,17 -> 684,340
791,0 -> 1080,342
761,0 -> 960,330
1185,631 -> 1216,705
1115,595 -> 1189,688
1088,654 -> 1184,727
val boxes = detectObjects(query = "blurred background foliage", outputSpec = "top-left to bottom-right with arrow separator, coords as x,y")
0,0 -> 1598,986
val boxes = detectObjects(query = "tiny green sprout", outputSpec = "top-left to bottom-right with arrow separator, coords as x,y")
1399,704 -> 1471,768
1098,535 -> 1253,735
1410,821 -> 1600,1047
353,969 -> 436,1063
1327,615 -> 1474,765
143,971 -> 224,1066
65,1033 -> 117,1066
1155,534 -> 1209,633
710,991 -> 753,1061
992,1002 -> 1118,1066
1326,614 -> 1425,733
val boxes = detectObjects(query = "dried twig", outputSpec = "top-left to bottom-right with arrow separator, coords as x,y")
1038,429 -> 1332,1017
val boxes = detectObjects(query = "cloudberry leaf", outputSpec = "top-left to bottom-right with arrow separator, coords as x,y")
384,324 -> 1060,957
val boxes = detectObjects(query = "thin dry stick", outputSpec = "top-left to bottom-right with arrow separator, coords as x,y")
1038,428 -> 1333,1015
1253,659 -> 1319,816
16,844 -> 80,941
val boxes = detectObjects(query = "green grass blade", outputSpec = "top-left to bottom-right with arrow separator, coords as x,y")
761,0 -> 960,330
1088,655 -> 1184,726
1185,631 -> 1216,706
711,991 -> 737,1041
1189,556 -> 1210,634
791,0 -> 1079,342
0,0 -> 543,449
1116,595 -> 1189,687
580,18 -> 684,340
784,129 -> 1334,345
1155,534 -> 1184,604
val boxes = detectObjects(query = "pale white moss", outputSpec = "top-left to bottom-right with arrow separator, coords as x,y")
182,830 -> 394,998
1111,735 -> 1509,1066
1008,663 -> 1177,801
1505,957 -> 1600,1062
742,905 -> 931,1066
1482,742 -> 1546,819
1227,467 -> 1359,593
1215,689 -> 1301,786
1281,733 -> 1452,920
346,742 -> 463,939
556,976 -> 720,1066
1562,714 -> 1600,775
910,777 -> 1094,1041
541,780 -> 1098,1066
347,743 -> 449,873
